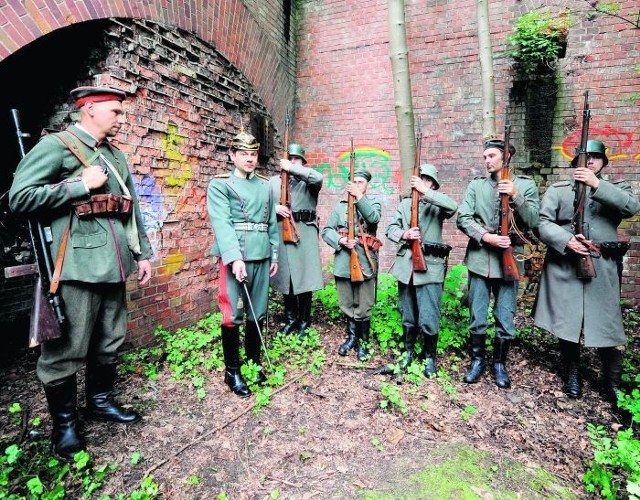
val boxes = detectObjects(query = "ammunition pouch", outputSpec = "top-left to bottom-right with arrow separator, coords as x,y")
292,210 -> 317,223
361,233 -> 383,252
422,241 -> 452,259
599,241 -> 630,260
72,193 -> 133,220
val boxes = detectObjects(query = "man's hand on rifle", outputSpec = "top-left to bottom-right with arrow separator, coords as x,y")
81,165 -> 108,191
482,233 -> 512,249
339,236 -> 357,249
402,227 -> 421,241
574,167 -> 600,189
410,176 -> 431,195
567,234 -> 600,257
497,179 -> 518,199
276,204 -> 291,218
279,158 -> 292,172
137,259 -> 152,286
345,181 -> 364,201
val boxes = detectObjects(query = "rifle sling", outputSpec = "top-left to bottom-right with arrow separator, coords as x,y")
357,218 -> 377,274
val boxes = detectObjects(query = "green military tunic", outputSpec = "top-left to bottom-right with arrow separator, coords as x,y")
321,196 -> 382,319
269,162 -> 324,294
533,177 -> 640,347
457,174 -> 539,278
386,191 -> 458,285
207,169 -> 279,325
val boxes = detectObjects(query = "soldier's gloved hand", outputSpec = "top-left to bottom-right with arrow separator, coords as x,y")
232,260 -> 247,282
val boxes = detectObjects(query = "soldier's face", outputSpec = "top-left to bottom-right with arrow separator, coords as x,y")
483,148 -> 503,175
86,100 -> 125,139
231,149 -> 258,174
289,155 -> 304,166
586,154 -> 605,175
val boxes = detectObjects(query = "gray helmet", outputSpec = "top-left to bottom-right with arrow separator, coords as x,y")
571,139 -> 608,167
419,163 -> 440,190
288,143 -> 307,164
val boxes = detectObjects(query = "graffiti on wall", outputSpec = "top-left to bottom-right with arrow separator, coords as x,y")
314,146 -> 398,193
554,125 -> 640,161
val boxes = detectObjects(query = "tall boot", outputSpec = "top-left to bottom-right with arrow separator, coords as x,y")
422,333 -> 438,378
598,346 -> 624,406
463,334 -> 486,384
281,293 -> 299,335
399,326 -> 417,372
559,339 -> 582,399
338,317 -> 358,356
297,292 -> 313,338
356,320 -> 370,361
245,319 -> 267,385
492,337 -> 512,389
43,374 -> 85,461
85,363 -> 141,423
222,325 -> 250,397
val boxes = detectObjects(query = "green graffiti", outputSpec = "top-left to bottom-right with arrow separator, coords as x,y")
314,147 -> 395,193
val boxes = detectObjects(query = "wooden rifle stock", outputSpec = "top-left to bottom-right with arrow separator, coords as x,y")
499,123 -> 520,282
573,91 -> 597,278
410,131 -> 428,272
280,113 -> 299,243
348,138 -> 365,282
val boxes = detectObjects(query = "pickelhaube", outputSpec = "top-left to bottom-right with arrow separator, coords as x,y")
231,129 -> 260,151
287,143 -> 307,164
571,139 -> 608,167
418,163 -> 440,190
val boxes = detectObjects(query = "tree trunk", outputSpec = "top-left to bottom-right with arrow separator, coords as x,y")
477,0 -> 496,140
388,0 -> 416,197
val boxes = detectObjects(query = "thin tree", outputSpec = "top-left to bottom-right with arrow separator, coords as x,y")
477,0 -> 497,139
388,0 -> 416,196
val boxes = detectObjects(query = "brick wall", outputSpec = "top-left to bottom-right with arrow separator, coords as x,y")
295,0 -> 640,304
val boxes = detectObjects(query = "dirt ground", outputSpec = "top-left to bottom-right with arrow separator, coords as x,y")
0,307 -> 631,499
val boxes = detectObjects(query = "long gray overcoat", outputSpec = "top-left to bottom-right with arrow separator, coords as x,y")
533,177 -> 640,347
269,163 -> 324,294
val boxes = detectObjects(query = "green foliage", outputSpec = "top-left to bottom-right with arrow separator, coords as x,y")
461,404 -> 478,421
313,280 -> 341,321
379,382 -> 408,414
505,10 -> 576,77
371,273 -> 402,353
584,423 -> 640,498
438,264 -> 471,354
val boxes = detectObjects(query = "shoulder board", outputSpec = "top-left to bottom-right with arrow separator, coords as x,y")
516,174 -> 533,179
214,173 -> 230,178
255,173 -> 269,181
473,175 -> 486,180
610,179 -> 627,185
550,181 -> 571,187
108,142 -> 121,152
339,200 -> 348,204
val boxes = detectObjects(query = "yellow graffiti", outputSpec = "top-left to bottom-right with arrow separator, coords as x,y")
158,251 -> 186,275
162,123 -> 191,187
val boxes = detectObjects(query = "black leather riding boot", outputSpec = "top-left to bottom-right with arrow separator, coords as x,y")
422,333 -> 438,378
356,320 -> 370,361
598,346 -> 624,406
338,317 -> 358,356
281,292 -> 299,335
398,325 -> 417,372
222,325 -> 250,397
492,337 -> 512,389
463,334 -> 486,384
297,292 -> 313,338
559,339 -> 582,398
85,363 -> 141,424
245,319 -> 267,385
44,374 -> 85,461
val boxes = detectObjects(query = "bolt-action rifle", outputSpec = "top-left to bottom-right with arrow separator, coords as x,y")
499,123 -> 520,282
348,138 -> 364,282
279,112 -> 299,244
410,131 -> 427,272
572,91 -> 597,279
10,109 -> 66,346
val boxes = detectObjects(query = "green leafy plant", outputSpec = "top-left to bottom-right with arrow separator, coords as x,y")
371,273 -> 402,353
379,381 -> 408,414
505,10 -> 576,77
461,404 -> 478,421
439,264 -> 471,354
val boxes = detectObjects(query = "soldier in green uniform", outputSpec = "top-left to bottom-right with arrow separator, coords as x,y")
533,140 -> 640,405
321,169 -> 382,361
207,129 -> 279,397
9,85 -> 153,460
269,144 -> 324,337
386,164 -> 458,377
456,140 -> 539,388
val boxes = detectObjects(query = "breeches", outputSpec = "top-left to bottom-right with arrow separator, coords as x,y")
218,258 -> 270,326
37,281 -> 127,385
398,281 -> 443,336
336,277 -> 376,321
468,272 -> 518,339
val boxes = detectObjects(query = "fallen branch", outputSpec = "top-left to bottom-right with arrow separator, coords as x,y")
143,371 -> 308,477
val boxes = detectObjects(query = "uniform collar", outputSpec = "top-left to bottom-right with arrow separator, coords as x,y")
233,168 -> 255,179
71,123 -> 107,149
